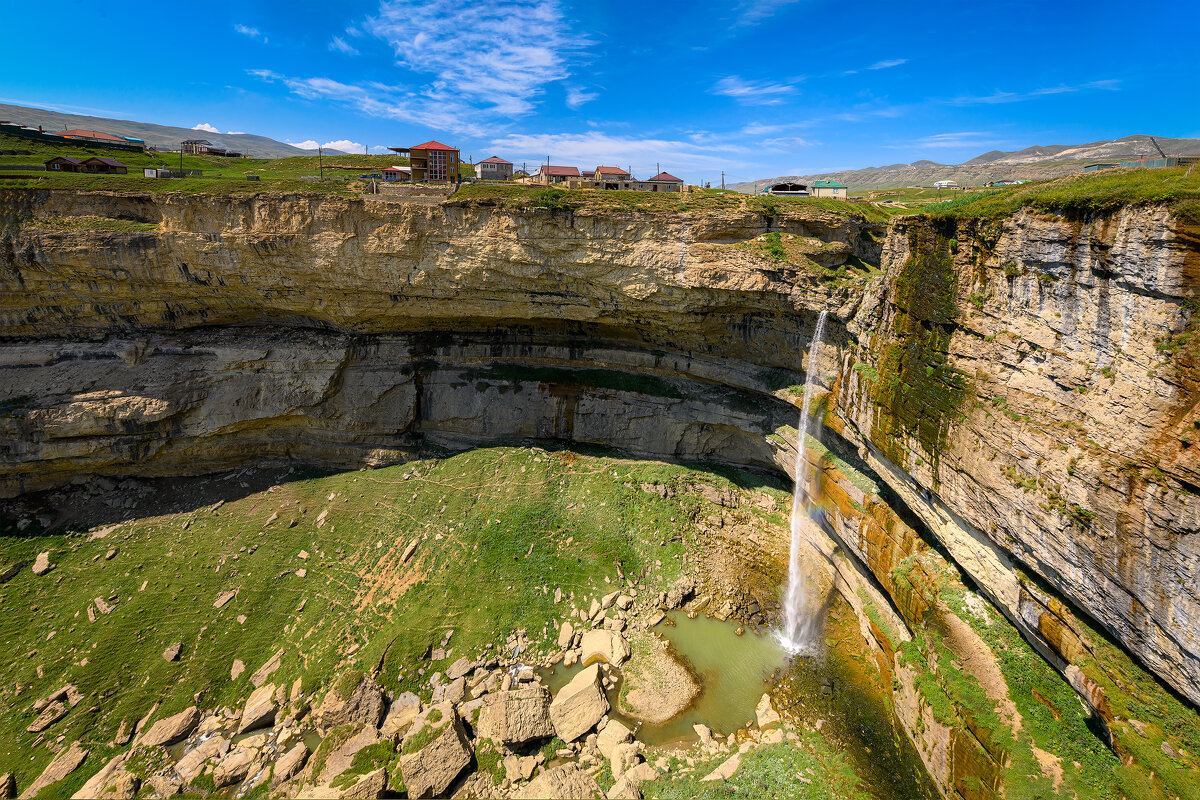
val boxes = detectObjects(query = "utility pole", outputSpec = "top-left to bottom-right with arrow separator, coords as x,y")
179,143 -> 183,176
721,171 -> 725,190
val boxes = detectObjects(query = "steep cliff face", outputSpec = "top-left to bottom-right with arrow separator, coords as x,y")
2,189 -> 1199,797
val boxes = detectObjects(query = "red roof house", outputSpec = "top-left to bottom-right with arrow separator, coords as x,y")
387,140 -> 461,182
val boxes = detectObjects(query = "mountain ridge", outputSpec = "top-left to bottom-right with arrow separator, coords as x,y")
0,102 -> 327,158
733,134 -> 1200,192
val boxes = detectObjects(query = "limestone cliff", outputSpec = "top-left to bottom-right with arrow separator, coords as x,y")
2,188 -> 1198,797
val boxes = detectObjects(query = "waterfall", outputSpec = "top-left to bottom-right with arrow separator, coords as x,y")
778,309 -> 828,655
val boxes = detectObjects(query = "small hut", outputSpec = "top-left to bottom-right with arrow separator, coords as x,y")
45,156 -> 83,172
81,157 -> 128,175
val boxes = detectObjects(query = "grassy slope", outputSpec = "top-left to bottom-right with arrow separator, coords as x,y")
921,166 -> 1200,220
0,447 -> 790,790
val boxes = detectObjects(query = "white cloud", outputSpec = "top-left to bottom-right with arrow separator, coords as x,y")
732,0 -> 803,27
741,123 -> 786,136
713,75 -> 797,105
489,130 -> 745,178
286,139 -> 364,152
191,123 -> 219,133
565,86 -> 597,109
251,0 -> 584,135
950,79 -> 1118,105
235,24 -> 265,42
329,36 -> 360,56
884,132 -> 1007,150
225,131 -> 245,135
868,58 -> 907,70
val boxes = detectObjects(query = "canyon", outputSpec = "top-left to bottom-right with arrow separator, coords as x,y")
1,186 -> 1198,798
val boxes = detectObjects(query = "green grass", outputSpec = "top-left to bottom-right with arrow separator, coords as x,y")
0,447 -> 773,790
922,167 -> 1200,220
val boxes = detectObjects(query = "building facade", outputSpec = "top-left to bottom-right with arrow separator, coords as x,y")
811,179 -> 848,198
475,156 -> 513,181
388,141 -> 461,182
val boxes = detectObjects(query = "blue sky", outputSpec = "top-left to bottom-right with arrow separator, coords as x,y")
3,0 -> 1197,184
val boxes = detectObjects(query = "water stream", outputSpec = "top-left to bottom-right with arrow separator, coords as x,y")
778,309 -> 828,654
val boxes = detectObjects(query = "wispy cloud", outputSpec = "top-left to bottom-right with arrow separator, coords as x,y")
191,123 -> 219,133
884,131 -> 1008,150
287,139 -> 365,152
713,75 -> 798,105
868,58 -> 907,70
732,0 -> 804,27
565,86 -> 597,109
329,36 -> 360,56
950,79 -> 1119,105
741,123 -> 786,135
489,130 -> 744,177
234,24 -> 265,42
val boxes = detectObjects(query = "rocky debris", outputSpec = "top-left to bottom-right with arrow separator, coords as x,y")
237,682 -> 278,733
336,768 -> 386,799
445,656 -> 473,680
26,702 -> 68,733
71,753 -> 137,800
303,723 -> 381,792
380,691 -> 422,740
701,752 -> 741,782
313,671 -> 386,733
401,540 -> 418,563
0,774 -> 12,800
175,735 -> 230,783
693,723 -> 714,746
144,776 -> 181,798
557,620 -> 575,649
213,747 -> 254,789
162,642 -> 182,662
249,648 -> 284,687
231,659 -> 245,680
19,741 -> 87,799
755,694 -> 780,728
0,563 -> 20,584
105,548 -> 118,560
398,705 -> 472,799
580,629 -> 630,667
94,596 -> 115,615
139,705 -> 200,747
476,686 -> 554,745
549,663 -> 609,742
597,719 -> 633,762
515,764 -> 603,799
611,762 -> 658,798
272,743 -> 310,787
213,589 -> 237,608
31,552 -> 53,576
664,576 -> 695,610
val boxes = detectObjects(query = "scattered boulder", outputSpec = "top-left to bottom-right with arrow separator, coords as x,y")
755,694 -> 780,729
304,723 -> 381,791
272,743 -> 309,787
336,767 -> 386,799
379,692 -> 422,740
398,705 -> 472,799
20,741 -> 87,799
701,752 -> 741,782
175,735 -> 230,783
213,589 -> 237,608
313,670 -> 387,733
139,706 -> 200,747
213,747 -> 254,789
664,577 -> 695,610
71,752 -> 131,800
237,683 -> 278,734
516,764 -> 603,799
31,552 -> 54,576
231,659 -> 245,681
0,563 -> 20,584
162,642 -> 181,662
26,701 -> 68,733
549,663 -> 609,742
249,647 -> 284,687
0,773 -> 12,800
580,629 -> 631,667
557,621 -> 575,649
596,719 -> 633,761
476,686 -> 554,745
445,656 -> 473,680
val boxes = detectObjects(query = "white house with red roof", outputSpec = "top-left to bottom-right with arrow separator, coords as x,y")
475,155 -> 513,181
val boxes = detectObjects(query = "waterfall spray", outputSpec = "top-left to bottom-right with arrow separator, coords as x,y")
778,309 -> 828,655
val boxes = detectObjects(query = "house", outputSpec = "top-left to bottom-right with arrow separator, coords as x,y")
388,141 -> 461,182
59,129 -> 133,147
766,181 -> 808,197
45,156 -> 83,172
80,157 -> 127,174
647,172 -> 684,192
475,156 -> 513,181
181,139 -> 213,154
532,165 -> 580,184
594,166 -> 630,189
932,180 -> 958,189
381,166 -> 412,181
811,179 -> 848,199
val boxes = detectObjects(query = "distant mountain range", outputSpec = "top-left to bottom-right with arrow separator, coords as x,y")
732,135 -> 1200,193
0,103 -> 331,158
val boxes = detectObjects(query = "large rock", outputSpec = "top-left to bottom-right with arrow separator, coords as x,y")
596,719 -> 633,761
379,691 -> 421,740
20,741 -> 87,799
31,552 -> 53,576
175,735 -> 230,783
138,705 -> 199,747
271,742 -> 310,787
212,747 -> 254,789
237,682 -> 278,733
71,752 -> 130,800
580,629 -> 631,667
336,768 -> 386,799
313,671 -> 387,733
475,686 -> 554,745
0,774 -> 13,800
398,705 -> 472,799
516,764 -> 604,799
549,663 -> 609,742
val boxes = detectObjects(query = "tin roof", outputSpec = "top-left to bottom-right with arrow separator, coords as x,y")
83,157 -> 126,167
45,156 -> 83,165
537,165 -> 579,176
59,129 -> 125,141
649,172 -> 683,182
812,179 -> 847,188
594,165 -> 630,176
